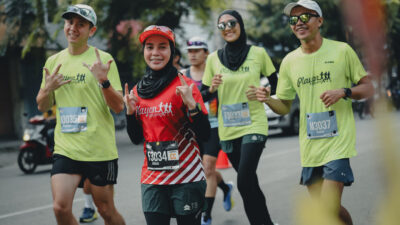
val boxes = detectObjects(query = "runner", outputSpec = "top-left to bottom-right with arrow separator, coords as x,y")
202,9 -> 277,225
124,25 -> 211,225
256,1 -> 374,224
182,36 -> 234,225
36,4 -> 125,225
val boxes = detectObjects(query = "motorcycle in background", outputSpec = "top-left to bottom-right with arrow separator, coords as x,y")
18,114 -> 55,174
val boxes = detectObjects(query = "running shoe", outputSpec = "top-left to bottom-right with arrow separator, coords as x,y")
223,181 -> 235,211
79,207 -> 98,223
201,214 -> 212,225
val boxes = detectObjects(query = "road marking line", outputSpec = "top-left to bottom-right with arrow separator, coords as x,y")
0,198 -> 83,220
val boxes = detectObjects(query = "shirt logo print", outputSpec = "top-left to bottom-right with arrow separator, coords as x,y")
137,102 -> 174,118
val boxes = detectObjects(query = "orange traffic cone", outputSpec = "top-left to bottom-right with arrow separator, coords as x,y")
216,150 -> 232,169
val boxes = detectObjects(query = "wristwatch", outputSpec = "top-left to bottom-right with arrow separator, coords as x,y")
188,103 -> 201,114
99,80 -> 111,89
343,88 -> 352,100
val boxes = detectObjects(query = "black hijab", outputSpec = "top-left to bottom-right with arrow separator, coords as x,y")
217,9 -> 251,71
137,40 -> 178,99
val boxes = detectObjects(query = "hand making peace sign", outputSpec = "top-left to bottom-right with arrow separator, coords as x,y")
123,83 -> 138,115
176,73 -> 197,109
83,48 -> 113,82
43,64 -> 71,91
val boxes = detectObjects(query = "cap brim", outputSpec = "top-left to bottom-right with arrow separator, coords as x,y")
61,12 -> 95,25
186,46 -> 208,50
139,30 -> 174,44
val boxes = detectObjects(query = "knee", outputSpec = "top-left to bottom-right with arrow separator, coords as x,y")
53,202 -> 71,218
96,203 -> 114,221
237,176 -> 252,195
204,166 -> 215,178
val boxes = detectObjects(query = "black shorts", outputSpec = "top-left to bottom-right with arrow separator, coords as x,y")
51,154 -> 118,187
201,128 -> 221,158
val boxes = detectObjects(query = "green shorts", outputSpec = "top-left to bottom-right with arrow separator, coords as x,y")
141,180 -> 206,216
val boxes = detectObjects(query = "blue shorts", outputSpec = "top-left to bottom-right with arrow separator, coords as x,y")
300,158 -> 354,186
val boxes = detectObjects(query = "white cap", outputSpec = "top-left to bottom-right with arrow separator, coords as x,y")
283,0 -> 323,17
62,4 -> 97,26
186,36 -> 208,50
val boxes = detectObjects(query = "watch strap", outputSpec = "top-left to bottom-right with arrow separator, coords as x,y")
188,103 -> 201,114
99,80 -> 111,89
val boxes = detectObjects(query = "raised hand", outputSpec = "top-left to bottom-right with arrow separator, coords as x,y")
320,89 -> 343,108
209,74 -> 223,93
256,86 -> 271,103
246,85 -> 258,101
43,64 -> 71,91
123,83 -> 138,115
176,74 -> 196,109
83,48 -> 113,82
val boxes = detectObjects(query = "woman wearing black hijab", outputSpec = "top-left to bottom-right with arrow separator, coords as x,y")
124,25 -> 210,225
202,10 -> 277,225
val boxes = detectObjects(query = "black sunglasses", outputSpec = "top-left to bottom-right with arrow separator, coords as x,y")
217,20 -> 237,31
67,5 -> 91,17
289,13 -> 319,25
187,41 -> 206,46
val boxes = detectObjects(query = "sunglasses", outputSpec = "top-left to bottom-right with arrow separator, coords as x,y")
187,41 -> 206,46
288,13 -> 319,25
217,20 -> 237,31
67,6 -> 92,18
144,25 -> 172,33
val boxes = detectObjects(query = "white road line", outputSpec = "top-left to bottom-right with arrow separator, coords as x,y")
0,198 -> 83,220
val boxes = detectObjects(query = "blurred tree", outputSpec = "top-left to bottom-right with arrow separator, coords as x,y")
0,0 -> 228,85
246,0 -> 345,67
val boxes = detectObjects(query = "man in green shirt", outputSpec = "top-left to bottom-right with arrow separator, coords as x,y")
36,4 -> 125,225
256,1 -> 373,224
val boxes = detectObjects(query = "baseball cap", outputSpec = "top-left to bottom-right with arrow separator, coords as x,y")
186,36 -> 208,50
62,4 -> 97,26
139,25 -> 175,45
283,0 -> 323,17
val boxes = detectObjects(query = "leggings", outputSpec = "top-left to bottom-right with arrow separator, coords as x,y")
226,136 -> 274,225
144,212 -> 201,225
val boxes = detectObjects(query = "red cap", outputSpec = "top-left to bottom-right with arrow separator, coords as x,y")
139,25 -> 175,45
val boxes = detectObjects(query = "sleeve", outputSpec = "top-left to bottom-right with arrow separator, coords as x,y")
190,79 -> 211,141
104,52 -> 122,91
261,48 -> 276,77
200,84 -> 217,102
276,57 -> 297,100
345,44 -> 367,85
202,53 -> 215,87
126,114 -> 144,145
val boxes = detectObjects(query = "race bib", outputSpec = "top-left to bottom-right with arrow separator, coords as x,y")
221,102 -> 251,127
59,107 -> 87,133
306,110 -> 338,139
146,141 -> 179,170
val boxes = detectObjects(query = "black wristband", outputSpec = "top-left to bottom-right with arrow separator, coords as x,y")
343,88 -> 352,99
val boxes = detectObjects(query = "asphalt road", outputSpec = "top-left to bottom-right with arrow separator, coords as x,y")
0,112 -> 398,225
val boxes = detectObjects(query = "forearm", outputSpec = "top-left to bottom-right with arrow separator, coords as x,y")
102,88 -> 124,113
349,77 -> 374,100
126,114 -> 144,145
190,112 -> 211,142
200,85 -> 217,102
36,88 -> 54,113
264,96 -> 292,115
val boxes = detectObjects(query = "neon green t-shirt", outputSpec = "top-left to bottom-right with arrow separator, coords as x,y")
276,39 -> 366,167
203,46 -> 276,141
40,46 -> 122,161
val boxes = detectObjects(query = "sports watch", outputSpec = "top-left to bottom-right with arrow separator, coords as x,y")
343,88 -> 352,100
188,103 -> 201,114
99,80 -> 111,89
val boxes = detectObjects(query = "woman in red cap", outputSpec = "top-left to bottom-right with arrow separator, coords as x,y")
124,25 -> 210,225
